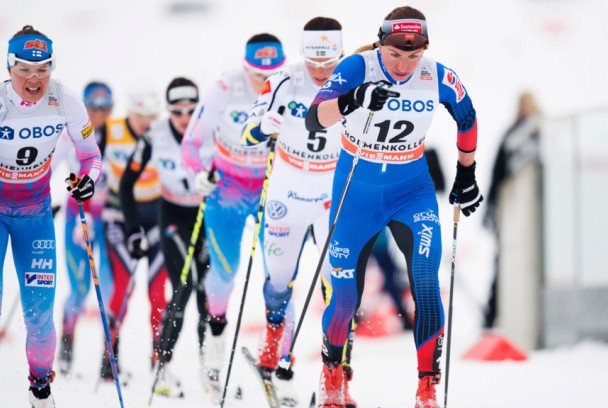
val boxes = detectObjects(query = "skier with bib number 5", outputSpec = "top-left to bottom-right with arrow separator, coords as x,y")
241,17 -> 358,407
0,25 -> 102,408
305,6 -> 483,408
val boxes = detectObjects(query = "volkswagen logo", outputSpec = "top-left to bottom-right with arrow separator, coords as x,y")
32,240 -> 55,249
266,200 -> 287,220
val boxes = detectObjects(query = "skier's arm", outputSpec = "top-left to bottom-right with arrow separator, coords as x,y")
62,85 -> 102,182
437,62 -> 477,166
180,79 -> 228,175
119,132 -> 152,233
241,71 -> 290,146
306,54 -> 367,131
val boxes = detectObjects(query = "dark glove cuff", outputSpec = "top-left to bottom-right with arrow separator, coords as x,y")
337,89 -> 358,116
456,161 -> 477,180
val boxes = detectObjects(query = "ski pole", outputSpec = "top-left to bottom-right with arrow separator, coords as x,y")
220,106 -> 285,407
443,204 -> 460,408
68,174 -> 125,408
286,143 -> 361,362
146,201 -> 207,407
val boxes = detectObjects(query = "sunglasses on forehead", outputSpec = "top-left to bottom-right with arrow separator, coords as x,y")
168,105 -> 196,116
380,32 -> 429,51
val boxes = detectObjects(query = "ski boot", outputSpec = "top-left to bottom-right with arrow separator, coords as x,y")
28,371 -> 56,408
415,373 -> 441,408
200,330 -> 226,404
318,363 -> 345,408
343,365 -> 357,408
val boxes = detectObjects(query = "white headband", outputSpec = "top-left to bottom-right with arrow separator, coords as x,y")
168,85 -> 198,103
301,30 -> 343,59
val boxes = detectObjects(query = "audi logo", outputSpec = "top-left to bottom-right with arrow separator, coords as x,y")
32,240 -> 55,249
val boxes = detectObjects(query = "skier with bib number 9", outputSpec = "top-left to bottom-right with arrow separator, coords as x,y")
0,25 -> 102,408
305,6 -> 482,408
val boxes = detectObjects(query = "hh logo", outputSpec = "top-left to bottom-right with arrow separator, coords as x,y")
25,273 -> 55,288
331,267 -> 355,279
31,258 -> 53,269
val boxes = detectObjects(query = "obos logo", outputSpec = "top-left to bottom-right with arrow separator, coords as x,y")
6,123 -> 64,140
32,240 -> 55,249
387,99 -> 434,112
287,101 -> 308,118
0,126 -> 14,140
266,200 -> 287,220
25,273 -> 55,288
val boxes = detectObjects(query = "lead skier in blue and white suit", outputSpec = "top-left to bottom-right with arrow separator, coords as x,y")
305,6 -> 483,408
0,25 -> 101,408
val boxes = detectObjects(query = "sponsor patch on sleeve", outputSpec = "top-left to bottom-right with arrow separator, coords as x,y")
81,122 -> 94,139
442,68 -> 466,103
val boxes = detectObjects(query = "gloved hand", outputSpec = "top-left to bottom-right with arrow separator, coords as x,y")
260,110 -> 284,137
72,212 -> 95,248
194,169 -> 221,196
127,226 -> 149,260
449,161 -> 484,216
66,173 -> 95,201
337,80 -> 400,116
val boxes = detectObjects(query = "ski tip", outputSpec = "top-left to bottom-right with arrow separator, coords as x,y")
309,391 -> 316,408
235,385 -> 243,400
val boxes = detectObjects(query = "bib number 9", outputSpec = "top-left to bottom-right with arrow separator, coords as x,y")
16,146 -> 38,166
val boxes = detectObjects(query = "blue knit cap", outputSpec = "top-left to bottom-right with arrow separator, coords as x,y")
244,41 -> 285,71
83,82 -> 113,109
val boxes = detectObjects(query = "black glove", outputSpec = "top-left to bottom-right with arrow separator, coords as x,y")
449,161 -> 484,216
65,173 -> 95,201
127,226 -> 149,260
337,80 -> 400,116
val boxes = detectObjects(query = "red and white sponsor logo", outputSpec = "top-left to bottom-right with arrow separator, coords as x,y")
254,46 -> 277,59
443,69 -> 466,103
392,22 -> 423,34
25,273 -> 55,288
24,39 -> 48,51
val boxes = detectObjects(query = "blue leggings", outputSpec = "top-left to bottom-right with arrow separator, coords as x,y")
322,154 -> 445,374
61,204 -> 112,336
0,210 -> 57,381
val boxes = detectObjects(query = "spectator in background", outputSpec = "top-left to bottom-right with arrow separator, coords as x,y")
483,91 -> 541,329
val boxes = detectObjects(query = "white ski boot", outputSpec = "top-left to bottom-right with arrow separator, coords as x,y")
200,330 -> 227,404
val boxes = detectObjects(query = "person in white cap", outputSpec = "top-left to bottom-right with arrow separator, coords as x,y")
180,33 -> 286,403
241,16 -> 357,407
0,25 -> 102,408
98,79 -> 169,381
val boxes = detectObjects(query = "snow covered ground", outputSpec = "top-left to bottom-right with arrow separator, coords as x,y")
1,0 -> 608,407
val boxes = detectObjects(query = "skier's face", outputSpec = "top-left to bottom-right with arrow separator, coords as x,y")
304,58 -> 339,87
168,102 -> 196,134
8,61 -> 52,103
87,107 -> 112,130
379,45 -> 426,82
